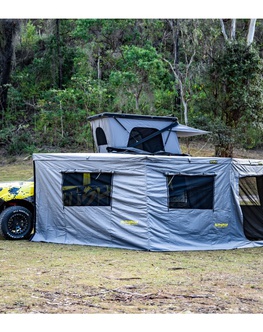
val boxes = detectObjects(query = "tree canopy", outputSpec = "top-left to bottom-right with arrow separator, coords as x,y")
0,18 -> 263,156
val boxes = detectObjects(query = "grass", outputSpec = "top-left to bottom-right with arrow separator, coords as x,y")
0,157 -> 33,181
0,240 -> 263,314
0,147 -> 263,314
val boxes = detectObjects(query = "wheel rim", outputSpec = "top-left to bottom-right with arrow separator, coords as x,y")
7,213 -> 30,235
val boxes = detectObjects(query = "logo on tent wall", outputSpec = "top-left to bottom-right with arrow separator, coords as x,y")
121,220 -> 139,225
214,223 -> 229,228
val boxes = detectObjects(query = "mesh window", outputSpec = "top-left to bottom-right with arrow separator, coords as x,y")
62,172 -> 112,207
167,175 -> 214,209
128,127 -> 164,153
239,176 -> 263,206
239,176 -> 263,241
96,127 -> 107,146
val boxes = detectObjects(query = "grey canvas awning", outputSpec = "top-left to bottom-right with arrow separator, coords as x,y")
172,124 -> 209,137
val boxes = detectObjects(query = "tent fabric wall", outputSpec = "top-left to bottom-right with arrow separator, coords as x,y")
31,153 -> 263,251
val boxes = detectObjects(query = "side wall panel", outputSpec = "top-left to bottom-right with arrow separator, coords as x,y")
32,154 -> 263,251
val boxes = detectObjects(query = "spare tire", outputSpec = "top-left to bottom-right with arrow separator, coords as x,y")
0,206 -> 33,240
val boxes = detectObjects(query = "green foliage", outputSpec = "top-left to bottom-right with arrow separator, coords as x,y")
109,45 -> 171,112
198,40 -> 263,156
0,19 -> 263,155
210,41 -> 263,124
36,88 -> 92,149
235,121 -> 263,149
0,125 -> 36,155
154,88 -> 177,114
20,20 -> 39,49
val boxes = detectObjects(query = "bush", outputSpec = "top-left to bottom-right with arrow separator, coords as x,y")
0,125 -> 36,155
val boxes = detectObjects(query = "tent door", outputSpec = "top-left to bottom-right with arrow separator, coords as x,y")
239,176 -> 263,241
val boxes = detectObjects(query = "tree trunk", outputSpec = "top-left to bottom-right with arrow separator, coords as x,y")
215,143 -> 233,157
220,19 -> 228,41
168,19 -> 181,111
163,57 -> 192,126
134,86 -> 142,111
230,19 -> 236,40
0,20 -> 20,120
97,49 -> 102,80
247,19 -> 257,46
55,19 -> 63,89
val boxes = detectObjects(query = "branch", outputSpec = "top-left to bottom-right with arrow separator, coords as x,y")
185,50 -> 196,78
167,19 -> 179,67
163,58 -> 188,125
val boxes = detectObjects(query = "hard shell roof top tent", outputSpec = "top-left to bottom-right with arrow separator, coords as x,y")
88,112 -> 209,155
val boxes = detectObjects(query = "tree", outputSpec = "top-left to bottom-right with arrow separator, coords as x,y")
73,19 -> 141,81
0,19 -> 20,121
164,19 -> 208,125
1,18 -> 263,154
109,45 -> 167,113
220,19 -> 257,46
207,19 -> 263,156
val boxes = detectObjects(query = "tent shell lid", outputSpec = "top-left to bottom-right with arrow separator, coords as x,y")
87,112 -> 178,122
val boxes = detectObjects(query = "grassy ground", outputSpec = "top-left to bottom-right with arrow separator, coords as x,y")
0,241 -> 263,314
0,157 -> 33,181
0,145 -> 263,314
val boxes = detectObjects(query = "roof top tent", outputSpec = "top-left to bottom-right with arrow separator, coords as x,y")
88,112 -> 209,155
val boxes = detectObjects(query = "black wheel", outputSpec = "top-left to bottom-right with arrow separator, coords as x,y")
0,206 -> 33,240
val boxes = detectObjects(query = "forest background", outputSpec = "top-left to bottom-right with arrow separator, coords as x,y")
0,18 -> 263,157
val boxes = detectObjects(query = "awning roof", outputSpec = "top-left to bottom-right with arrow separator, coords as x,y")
173,124 -> 209,137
